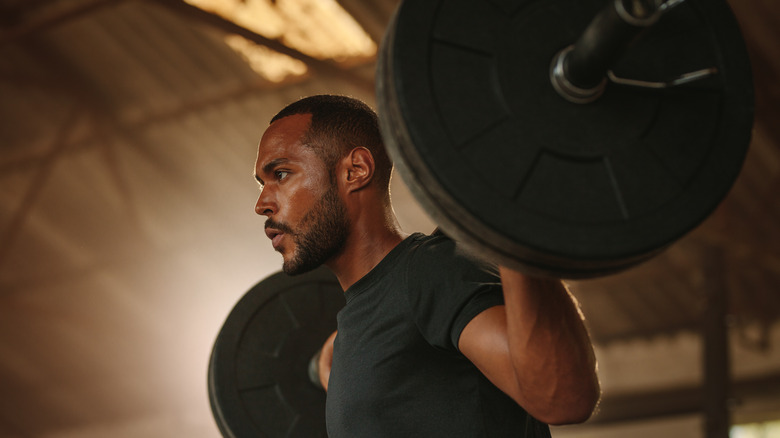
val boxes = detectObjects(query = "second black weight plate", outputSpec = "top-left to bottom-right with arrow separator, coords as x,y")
377,0 -> 753,277
208,267 -> 344,438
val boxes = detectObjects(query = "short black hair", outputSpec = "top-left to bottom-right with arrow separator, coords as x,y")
270,95 -> 393,193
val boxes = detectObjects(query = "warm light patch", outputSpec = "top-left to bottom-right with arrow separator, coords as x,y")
185,0 -> 377,82
731,421 -> 780,438
224,35 -> 307,82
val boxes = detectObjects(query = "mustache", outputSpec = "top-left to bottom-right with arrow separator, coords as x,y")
265,218 -> 294,235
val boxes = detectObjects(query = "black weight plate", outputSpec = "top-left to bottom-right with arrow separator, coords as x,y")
208,267 -> 344,438
377,0 -> 753,277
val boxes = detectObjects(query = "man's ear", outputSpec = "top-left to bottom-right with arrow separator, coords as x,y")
339,147 -> 375,193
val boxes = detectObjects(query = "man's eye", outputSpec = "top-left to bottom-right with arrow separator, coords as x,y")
275,170 -> 290,180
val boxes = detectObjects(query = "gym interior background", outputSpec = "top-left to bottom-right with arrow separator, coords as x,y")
0,0 -> 778,437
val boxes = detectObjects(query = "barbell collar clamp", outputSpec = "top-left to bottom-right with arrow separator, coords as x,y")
606,67 -> 719,89
551,0 -> 664,102
550,46 -> 607,104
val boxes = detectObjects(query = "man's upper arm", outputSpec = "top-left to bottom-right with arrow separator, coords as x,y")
457,305 -> 523,404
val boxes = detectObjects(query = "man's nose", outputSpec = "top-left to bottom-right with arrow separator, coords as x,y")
255,189 -> 276,216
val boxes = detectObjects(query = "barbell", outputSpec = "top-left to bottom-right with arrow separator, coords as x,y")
209,0 -> 754,435
209,267 -> 343,437
377,0 -> 753,278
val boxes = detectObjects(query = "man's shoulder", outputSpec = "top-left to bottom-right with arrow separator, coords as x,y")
403,231 -> 457,260
403,231 -> 497,278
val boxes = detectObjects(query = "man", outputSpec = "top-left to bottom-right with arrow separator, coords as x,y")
254,95 -> 600,437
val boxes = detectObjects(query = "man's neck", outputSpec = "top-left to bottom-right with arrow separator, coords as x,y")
326,219 -> 407,291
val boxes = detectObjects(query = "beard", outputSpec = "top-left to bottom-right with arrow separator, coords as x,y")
268,185 -> 350,276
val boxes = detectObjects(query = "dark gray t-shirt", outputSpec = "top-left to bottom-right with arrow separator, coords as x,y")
326,233 -> 550,437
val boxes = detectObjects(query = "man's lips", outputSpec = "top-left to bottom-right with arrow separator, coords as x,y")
265,219 -> 294,251
265,227 -> 284,249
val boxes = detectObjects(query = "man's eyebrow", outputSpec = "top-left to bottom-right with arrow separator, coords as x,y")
262,158 -> 289,175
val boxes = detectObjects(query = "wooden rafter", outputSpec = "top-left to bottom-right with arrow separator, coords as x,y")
0,0 -> 124,46
150,0 -> 375,94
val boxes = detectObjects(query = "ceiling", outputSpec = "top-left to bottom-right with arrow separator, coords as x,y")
0,0 -> 778,436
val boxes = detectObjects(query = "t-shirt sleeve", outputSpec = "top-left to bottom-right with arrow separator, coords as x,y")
405,235 -> 504,351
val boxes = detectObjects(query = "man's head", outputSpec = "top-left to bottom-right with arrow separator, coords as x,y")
270,94 -> 392,192
254,95 -> 392,275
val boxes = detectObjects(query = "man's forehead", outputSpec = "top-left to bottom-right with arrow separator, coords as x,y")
264,113 -> 312,142
256,114 -> 312,163
256,139 -> 316,169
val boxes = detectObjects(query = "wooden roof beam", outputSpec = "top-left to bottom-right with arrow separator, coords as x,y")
0,0 -> 124,47
150,0 -> 375,94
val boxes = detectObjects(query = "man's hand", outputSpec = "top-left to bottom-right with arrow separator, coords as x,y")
317,331 -> 337,391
